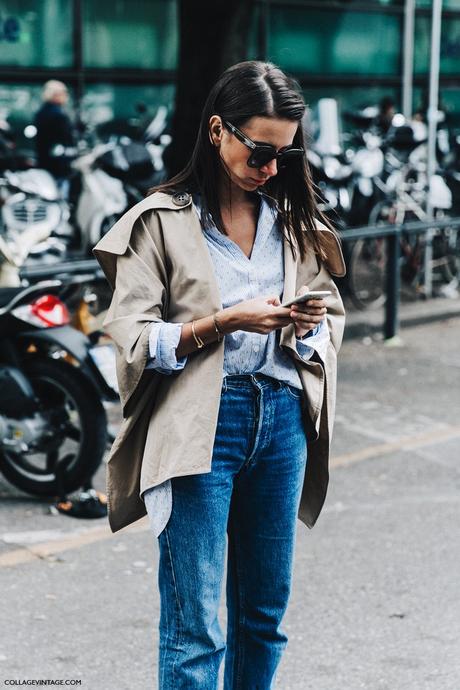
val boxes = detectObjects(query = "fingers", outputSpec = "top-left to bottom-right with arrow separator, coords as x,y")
290,307 -> 325,331
259,317 -> 293,334
291,302 -> 326,317
295,298 -> 326,310
293,316 -> 324,331
293,306 -> 327,316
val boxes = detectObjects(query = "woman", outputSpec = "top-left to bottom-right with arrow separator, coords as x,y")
93,61 -> 345,689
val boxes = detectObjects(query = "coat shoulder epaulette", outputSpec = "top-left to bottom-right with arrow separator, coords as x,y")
93,191 -> 192,256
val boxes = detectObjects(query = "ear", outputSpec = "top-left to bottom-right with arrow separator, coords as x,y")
209,115 -> 223,146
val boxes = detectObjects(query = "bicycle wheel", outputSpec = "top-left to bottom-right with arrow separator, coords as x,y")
347,200 -> 393,310
348,237 -> 387,310
431,215 -> 460,284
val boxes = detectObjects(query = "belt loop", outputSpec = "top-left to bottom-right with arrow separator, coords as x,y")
251,373 -> 267,393
222,376 -> 227,393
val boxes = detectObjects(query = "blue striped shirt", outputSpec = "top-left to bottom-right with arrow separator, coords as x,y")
145,191 -> 329,384
142,190 -> 330,536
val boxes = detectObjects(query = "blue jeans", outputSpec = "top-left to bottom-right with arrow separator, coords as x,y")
157,373 -> 308,689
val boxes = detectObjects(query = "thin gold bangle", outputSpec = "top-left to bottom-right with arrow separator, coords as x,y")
191,320 -> 205,348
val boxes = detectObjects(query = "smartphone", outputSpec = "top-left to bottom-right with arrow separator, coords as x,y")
281,291 -> 332,309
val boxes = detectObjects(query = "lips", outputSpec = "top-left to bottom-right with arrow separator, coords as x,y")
250,178 -> 268,184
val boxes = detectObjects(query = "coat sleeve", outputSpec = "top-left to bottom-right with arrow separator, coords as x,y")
285,243 -> 346,367
320,262 -> 346,357
95,210 -> 169,416
314,222 -> 346,357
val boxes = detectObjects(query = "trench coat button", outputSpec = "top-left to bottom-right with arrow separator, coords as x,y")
172,192 -> 191,207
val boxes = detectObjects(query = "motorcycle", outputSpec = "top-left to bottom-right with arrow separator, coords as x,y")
71,142 -> 128,254
0,280 -> 117,498
0,169 -> 74,276
97,104 -> 170,204
348,122 -> 458,308
72,108 -> 170,254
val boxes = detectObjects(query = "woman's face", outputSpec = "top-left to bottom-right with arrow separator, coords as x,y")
209,115 -> 299,192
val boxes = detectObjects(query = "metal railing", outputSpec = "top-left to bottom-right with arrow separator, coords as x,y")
339,215 -> 460,339
19,258 -> 105,283
18,215 -> 460,341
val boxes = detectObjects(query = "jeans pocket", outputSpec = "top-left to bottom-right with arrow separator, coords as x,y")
284,384 -> 303,401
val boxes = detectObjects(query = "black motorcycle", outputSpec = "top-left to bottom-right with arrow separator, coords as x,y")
0,280 -> 117,498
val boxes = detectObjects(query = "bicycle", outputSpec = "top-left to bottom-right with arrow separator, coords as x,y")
347,146 -> 460,310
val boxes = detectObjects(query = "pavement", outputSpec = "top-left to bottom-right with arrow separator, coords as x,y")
0,310 -> 459,689
342,291 -> 460,340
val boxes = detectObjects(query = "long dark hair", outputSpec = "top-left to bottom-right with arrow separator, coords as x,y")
149,60 -> 338,262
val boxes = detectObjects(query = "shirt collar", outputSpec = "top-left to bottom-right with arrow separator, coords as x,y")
192,190 -> 278,228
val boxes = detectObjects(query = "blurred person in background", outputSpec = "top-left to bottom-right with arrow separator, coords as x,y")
375,96 -> 396,136
34,80 -> 76,198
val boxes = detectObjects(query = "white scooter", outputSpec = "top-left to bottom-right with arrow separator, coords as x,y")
0,170 -> 72,286
71,143 -> 128,254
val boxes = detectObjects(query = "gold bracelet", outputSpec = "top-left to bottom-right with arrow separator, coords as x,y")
191,320 -> 205,349
213,312 -> 224,342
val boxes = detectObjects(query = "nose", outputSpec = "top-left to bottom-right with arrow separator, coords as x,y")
259,158 -> 277,177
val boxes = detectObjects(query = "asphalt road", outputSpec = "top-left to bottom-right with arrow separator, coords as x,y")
0,317 -> 459,690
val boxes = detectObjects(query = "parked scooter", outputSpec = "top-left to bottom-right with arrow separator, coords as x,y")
0,280 -> 117,498
0,169 -> 73,272
97,104 -> 170,203
307,99 -> 384,230
71,142 -> 128,255
348,122 -> 458,309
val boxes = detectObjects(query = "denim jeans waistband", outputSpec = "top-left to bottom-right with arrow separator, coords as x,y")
222,373 -> 294,393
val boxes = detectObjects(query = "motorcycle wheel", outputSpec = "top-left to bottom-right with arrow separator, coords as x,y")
0,357 -> 107,497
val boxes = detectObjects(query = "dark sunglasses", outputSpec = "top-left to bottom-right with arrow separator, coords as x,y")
223,120 -> 304,169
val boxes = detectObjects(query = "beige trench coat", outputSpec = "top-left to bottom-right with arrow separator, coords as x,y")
93,191 -> 346,533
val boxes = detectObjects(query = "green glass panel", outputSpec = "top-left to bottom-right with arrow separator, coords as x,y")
0,83 -> 42,135
82,0 -> 178,69
273,1 -> 404,5
268,8 -> 401,75
417,0 -> 460,8
0,0 -> 72,67
414,15 -> 460,74
336,1 -> 403,4
0,83 -> 175,151
302,86 -> 400,137
303,86 -> 399,113
247,4 -> 261,60
413,85 -> 460,121
81,84 -> 175,131
0,83 -> 75,154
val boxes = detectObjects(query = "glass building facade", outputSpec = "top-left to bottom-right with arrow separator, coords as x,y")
0,0 -> 459,142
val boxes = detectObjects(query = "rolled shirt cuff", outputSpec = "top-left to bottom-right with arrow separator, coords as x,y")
145,322 -> 188,374
295,319 -> 330,362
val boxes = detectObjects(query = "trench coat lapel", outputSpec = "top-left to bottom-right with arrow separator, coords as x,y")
188,202 -> 223,313
279,233 -> 299,352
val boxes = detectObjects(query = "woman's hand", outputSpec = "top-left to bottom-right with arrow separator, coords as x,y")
222,295 -> 292,334
289,284 -> 328,338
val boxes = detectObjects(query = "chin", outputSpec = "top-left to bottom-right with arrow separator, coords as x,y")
228,171 -> 259,192
242,178 -> 259,190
